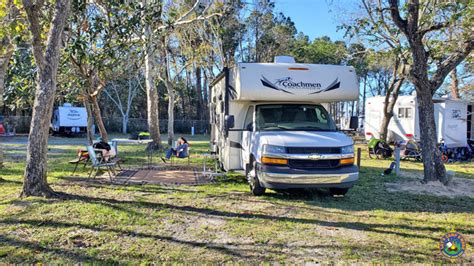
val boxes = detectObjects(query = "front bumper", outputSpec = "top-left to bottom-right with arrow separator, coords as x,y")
257,164 -> 359,189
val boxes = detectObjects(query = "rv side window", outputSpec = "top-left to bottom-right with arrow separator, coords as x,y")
398,108 -> 404,118
398,108 -> 413,119
244,106 -> 254,131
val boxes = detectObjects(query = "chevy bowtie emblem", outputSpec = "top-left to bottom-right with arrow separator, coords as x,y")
309,154 -> 323,160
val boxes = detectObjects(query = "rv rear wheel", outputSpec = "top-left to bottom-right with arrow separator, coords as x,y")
247,161 -> 266,196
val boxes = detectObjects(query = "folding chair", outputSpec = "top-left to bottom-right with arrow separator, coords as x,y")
69,149 -> 89,175
170,147 -> 191,166
87,146 -> 117,180
108,141 -> 124,170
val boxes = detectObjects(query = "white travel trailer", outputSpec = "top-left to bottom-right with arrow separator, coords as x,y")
210,57 -> 359,196
364,95 -> 473,147
51,103 -> 88,135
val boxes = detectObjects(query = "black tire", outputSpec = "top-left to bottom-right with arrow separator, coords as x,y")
368,148 -> 374,159
329,188 -> 349,196
247,160 -> 265,196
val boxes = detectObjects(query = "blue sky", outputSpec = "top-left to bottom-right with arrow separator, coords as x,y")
274,0 -> 346,41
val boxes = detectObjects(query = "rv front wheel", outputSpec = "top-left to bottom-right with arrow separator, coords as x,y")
247,160 -> 266,196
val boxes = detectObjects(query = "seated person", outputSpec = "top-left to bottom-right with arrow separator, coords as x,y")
93,137 -> 116,162
161,137 -> 189,163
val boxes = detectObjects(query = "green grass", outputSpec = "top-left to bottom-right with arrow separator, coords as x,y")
0,136 -> 473,263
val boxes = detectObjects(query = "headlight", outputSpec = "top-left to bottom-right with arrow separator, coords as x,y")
263,144 -> 286,154
340,145 -> 354,154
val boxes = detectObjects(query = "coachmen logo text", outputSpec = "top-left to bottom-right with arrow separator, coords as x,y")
275,77 -> 321,89
261,76 -> 341,95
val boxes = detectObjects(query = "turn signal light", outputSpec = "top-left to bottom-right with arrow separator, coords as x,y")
340,157 -> 354,165
261,157 -> 288,165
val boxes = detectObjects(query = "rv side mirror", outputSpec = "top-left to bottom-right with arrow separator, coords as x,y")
349,116 -> 359,130
224,115 -> 235,130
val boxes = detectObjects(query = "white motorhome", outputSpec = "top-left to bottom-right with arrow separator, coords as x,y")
51,103 -> 88,135
364,95 -> 473,147
210,57 -> 359,196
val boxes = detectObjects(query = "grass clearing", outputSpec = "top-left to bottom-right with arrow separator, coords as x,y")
0,135 -> 473,263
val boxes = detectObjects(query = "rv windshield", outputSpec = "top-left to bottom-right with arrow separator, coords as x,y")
256,104 -> 336,131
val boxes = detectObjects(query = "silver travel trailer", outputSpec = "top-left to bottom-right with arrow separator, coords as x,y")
210,57 -> 360,196
51,103 -> 88,135
364,95 -> 473,147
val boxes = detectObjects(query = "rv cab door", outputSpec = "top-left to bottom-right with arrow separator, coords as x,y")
241,106 -> 255,168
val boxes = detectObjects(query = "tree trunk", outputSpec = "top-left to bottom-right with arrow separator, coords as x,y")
167,83 -> 175,146
21,0 -> 71,197
450,67 -> 459,99
379,113 -> 392,141
195,66 -> 203,120
0,49 -> 13,108
122,115 -> 128,134
84,99 -> 94,145
144,50 -> 161,150
0,48 -> 13,169
362,76 -> 367,116
203,68 -> 209,117
90,95 -> 108,142
417,86 -> 447,184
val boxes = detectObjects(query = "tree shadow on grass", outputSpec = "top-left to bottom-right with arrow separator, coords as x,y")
0,218 -> 437,262
250,165 -> 474,214
0,234 -> 119,264
0,178 -> 22,185
47,193 -> 473,240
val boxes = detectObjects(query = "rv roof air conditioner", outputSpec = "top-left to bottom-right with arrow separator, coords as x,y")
274,55 -> 296,64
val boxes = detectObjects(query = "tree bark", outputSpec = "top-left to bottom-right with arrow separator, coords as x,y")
144,49 -> 162,150
203,68 -> 209,117
450,67 -> 459,99
417,89 -> 447,184
0,47 -> 13,170
90,95 -> 108,142
195,66 -> 203,120
21,0 -> 71,197
84,99 -> 94,145
380,61 -> 404,141
122,115 -> 128,134
0,48 -> 13,108
166,82 -> 175,146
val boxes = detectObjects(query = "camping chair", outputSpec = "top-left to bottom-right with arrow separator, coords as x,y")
69,149 -> 90,175
87,146 -> 117,179
108,141 -> 124,170
170,146 -> 191,166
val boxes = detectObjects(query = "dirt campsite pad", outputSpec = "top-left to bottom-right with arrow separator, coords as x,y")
385,171 -> 474,199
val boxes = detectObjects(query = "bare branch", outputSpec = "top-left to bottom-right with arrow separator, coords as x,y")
430,39 -> 474,91
157,12 -> 223,31
420,21 -> 450,36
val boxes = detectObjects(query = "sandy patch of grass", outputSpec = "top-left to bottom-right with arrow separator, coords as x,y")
386,171 -> 474,198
